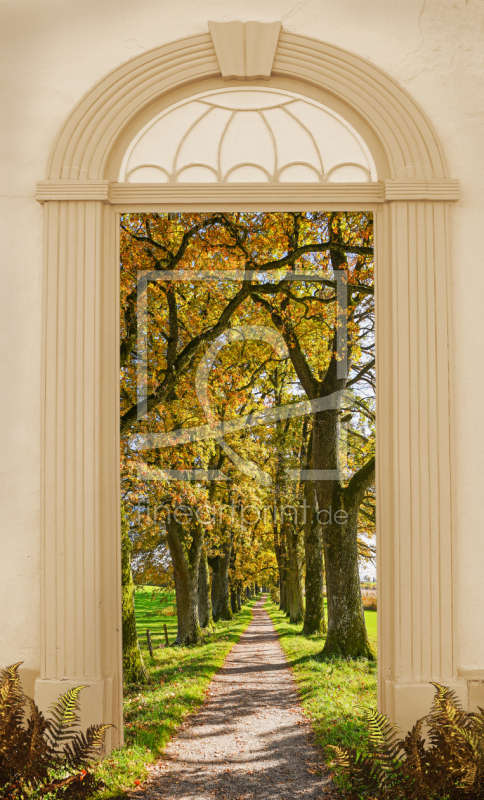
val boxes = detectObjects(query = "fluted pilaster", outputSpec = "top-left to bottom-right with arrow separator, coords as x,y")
376,201 -> 460,732
36,201 -> 122,749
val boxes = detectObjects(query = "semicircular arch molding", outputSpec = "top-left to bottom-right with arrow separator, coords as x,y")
47,31 -> 448,182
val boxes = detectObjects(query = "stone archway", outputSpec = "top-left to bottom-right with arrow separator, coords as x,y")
35,25 -> 459,749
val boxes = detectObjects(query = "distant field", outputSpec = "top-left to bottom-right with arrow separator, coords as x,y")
364,608 -> 377,646
133,585 -> 178,648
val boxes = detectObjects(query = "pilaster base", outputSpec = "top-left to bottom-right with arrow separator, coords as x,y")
385,679 -> 468,736
34,676 -> 121,751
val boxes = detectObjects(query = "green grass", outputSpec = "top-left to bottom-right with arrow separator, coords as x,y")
265,597 -> 377,759
364,606 -> 377,645
94,587 -> 257,797
94,591 -> 377,795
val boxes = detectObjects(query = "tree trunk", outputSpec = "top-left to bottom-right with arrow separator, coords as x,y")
285,521 -> 304,624
229,548 -> 237,614
273,534 -> 289,613
313,407 -> 375,659
230,586 -> 237,614
166,517 -> 203,645
209,534 -> 233,621
121,503 -> 148,683
249,218 -> 375,658
280,568 -> 289,614
236,585 -> 242,611
198,548 -> 213,629
283,578 -> 290,613
321,509 -> 373,658
303,480 -> 327,635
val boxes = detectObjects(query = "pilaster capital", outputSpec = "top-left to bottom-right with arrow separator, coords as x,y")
36,180 -> 110,203
384,179 -> 459,202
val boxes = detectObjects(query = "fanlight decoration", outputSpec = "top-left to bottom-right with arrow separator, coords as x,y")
120,88 -> 377,184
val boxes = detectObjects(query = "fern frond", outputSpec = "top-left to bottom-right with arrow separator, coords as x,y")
45,685 -> 85,751
364,707 -> 402,767
431,682 -> 465,711
458,726 -> 480,754
0,662 -> 24,705
86,723 -> 114,751
0,662 -> 28,770
64,723 -> 113,768
400,717 -> 426,780
428,681 -> 466,727
23,696 -> 49,772
0,663 -> 108,799
468,710 -> 484,738
332,684 -> 484,799
330,744 -> 354,774
330,743 -> 381,797
459,759 -> 478,790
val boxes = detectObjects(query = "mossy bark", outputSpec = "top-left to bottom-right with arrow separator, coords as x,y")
230,586 -> 237,614
209,534 -> 233,621
198,548 -> 213,629
121,503 -> 148,684
166,517 -> 203,645
274,535 -> 289,614
229,549 -> 238,614
285,521 -> 304,624
303,480 -> 327,635
312,406 -> 375,659
279,572 -> 288,613
320,503 -> 374,659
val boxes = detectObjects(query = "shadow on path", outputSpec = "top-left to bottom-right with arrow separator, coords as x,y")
140,598 -> 338,799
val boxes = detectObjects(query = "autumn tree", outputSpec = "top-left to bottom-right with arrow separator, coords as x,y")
249,212 -> 375,658
119,213 -> 278,642
120,211 -> 375,656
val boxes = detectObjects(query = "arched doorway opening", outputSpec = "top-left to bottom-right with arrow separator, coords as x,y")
35,27 -> 459,750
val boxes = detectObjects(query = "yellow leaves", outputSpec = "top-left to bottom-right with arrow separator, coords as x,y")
120,211 -> 374,584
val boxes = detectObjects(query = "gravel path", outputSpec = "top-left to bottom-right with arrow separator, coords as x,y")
142,598 -> 337,800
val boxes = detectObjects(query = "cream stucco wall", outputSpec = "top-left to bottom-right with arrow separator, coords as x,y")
1,0 -> 484,724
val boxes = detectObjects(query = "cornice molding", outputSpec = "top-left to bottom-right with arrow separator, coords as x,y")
35,179 -> 459,205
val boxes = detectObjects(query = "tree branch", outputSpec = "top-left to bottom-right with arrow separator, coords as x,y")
250,291 -> 319,399
344,456 -> 375,506
120,282 -> 252,436
346,358 -> 375,388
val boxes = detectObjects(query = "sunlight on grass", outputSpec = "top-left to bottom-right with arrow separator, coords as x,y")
94,588 -> 257,797
265,597 -> 377,757
95,592 -> 377,795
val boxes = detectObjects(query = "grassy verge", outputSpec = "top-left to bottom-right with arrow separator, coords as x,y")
95,588 -> 257,797
265,597 -> 377,758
